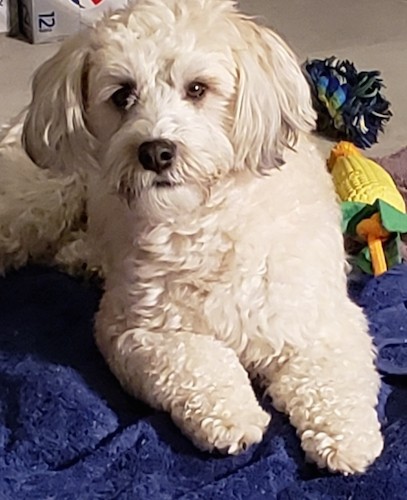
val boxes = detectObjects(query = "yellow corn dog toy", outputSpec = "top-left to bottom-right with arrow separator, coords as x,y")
328,141 -> 407,276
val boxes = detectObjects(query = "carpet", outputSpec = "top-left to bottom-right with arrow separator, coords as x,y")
1,147 -> 407,500
378,146 -> 407,205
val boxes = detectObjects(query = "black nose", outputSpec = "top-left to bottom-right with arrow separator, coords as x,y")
138,139 -> 176,174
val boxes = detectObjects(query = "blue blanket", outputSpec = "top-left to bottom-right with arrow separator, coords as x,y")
1,265 -> 407,499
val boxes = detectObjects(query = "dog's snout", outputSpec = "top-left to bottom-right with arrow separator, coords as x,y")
138,139 -> 176,174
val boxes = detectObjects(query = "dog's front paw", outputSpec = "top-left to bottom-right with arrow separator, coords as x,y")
300,410 -> 383,474
173,401 -> 271,455
205,407 -> 271,455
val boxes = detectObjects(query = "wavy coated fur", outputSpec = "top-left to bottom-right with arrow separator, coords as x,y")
0,0 -> 382,474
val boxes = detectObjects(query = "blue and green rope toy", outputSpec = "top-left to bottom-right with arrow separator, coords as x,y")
304,57 -> 392,149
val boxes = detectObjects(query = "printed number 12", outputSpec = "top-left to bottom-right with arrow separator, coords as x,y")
38,12 -> 56,31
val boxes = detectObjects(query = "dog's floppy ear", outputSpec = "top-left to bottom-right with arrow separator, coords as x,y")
23,33 -> 95,173
231,17 -> 316,173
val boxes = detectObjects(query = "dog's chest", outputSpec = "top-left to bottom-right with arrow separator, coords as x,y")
131,213 -> 272,349
135,215 -> 235,291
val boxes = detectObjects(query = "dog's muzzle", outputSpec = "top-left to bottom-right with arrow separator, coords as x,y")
138,139 -> 177,174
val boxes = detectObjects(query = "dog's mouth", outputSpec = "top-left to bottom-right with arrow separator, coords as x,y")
152,176 -> 184,189
154,180 -> 175,188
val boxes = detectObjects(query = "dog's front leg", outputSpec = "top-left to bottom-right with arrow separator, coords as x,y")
253,305 -> 383,474
95,300 -> 270,454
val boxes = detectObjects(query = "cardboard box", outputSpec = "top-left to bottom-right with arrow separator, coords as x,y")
0,0 -> 9,33
20,0 -> 128,44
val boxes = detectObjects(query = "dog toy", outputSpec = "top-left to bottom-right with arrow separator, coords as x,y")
304,57 -> 392,149
328,141 -> 407,276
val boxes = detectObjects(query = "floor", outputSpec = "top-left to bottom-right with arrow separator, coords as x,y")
0,0 -> 406,156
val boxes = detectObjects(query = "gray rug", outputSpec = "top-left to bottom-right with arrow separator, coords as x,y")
379,146 -> 407,204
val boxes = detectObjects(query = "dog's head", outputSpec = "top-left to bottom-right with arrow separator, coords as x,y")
23,0 -> 315,204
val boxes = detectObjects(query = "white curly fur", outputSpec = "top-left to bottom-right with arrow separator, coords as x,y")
0,0 -> 383,473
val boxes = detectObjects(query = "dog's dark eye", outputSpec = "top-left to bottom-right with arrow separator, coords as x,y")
186,81 -> 207,100
111,83 -> 137,110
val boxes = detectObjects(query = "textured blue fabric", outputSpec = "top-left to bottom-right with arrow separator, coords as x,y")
1,265 -> 407,500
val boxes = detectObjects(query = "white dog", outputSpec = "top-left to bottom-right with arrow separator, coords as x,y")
0,0 -> 383,474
